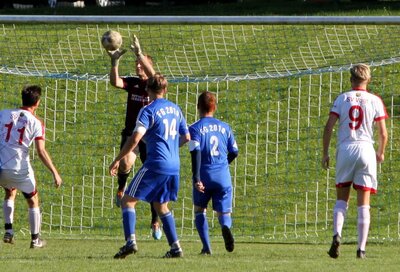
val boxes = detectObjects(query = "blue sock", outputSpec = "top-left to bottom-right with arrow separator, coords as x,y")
195,212 -> 211,252
122,208 -> 136,241
218,213 -> 232,228
160,212 -> 178,246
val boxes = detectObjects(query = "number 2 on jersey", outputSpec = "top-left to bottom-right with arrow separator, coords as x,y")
210,135 -> 219,156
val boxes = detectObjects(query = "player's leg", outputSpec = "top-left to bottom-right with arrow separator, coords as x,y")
328,186 -> 351,258
214,186 -> 234,252
356,189 -> 370,259
354,144 -> 376,259
150,202 -> 162,240
116,151 -> 135,207
24,192 -> 45,249
194,205 -> 211,255
3,188 -> 16,243
114,194 -> 139,259
154,201 -> 183,258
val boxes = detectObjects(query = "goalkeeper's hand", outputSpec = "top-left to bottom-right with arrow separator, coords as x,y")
106,48 -> 127,67
131,35 -> 143,57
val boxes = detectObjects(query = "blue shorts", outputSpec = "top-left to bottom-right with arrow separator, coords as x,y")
193,185 -> 232,213
125,166 -> 179,203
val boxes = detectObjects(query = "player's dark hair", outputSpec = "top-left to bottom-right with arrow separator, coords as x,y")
198,91 -> 216,114
146,73 -> 167,95
21,85 -> 41,106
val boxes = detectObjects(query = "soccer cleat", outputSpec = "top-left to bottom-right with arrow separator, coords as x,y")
163,248 -> 183,258
328,234 -> 341,259
357,249 -> 366,259
3,232 -> 14,244
113,241 -> 138,259
151,223 -> 162,240
222,226 -> 235,252
30,238 -> 46,249
199,249 -> 212,255
115,190 -> 124,208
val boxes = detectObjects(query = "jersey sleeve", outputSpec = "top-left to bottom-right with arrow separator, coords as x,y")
136,106 -> 151,130
188,125 -> 200,152
329,95 -> 341,117
33,118 -> 45,141
373,95 -> 389,121
178,110 -> 189,136
227,126 -> 238,153
121,76 -> 140,91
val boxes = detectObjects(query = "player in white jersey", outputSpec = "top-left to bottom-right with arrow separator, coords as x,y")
0,85 -> 62,248
322,64 -> 388,259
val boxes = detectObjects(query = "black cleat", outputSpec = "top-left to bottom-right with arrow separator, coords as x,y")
3,232 -> 14,244
328,234 -> 341,259
199,249 -> 212,255
222,226 -> 234,252
357,249 -> 366,259
163,248 -> 183,258
114,241 -> 138,259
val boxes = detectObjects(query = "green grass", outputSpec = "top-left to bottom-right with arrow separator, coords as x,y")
0,239 -> 399,272
1,21 -> 400,241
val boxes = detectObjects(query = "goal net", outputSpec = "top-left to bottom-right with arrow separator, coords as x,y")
0,16 -> 399,243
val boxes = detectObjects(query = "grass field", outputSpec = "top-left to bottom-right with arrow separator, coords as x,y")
0,238 -> 399,272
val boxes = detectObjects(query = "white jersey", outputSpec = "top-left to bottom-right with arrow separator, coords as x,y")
0,108 -> 44,171
330,89 -> 388,146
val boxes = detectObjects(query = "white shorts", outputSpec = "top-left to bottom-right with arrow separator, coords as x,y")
335,143 -> 377,193
0,167 -> 37,196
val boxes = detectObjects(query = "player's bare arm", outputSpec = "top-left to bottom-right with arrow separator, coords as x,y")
375,119 -> 388,163
322,113 -> 338,169
35,139 -> 62,188
179,133 -> 191,147
107,49 -> 127,88
131,35 -> 156,77
109,131 -> 144,176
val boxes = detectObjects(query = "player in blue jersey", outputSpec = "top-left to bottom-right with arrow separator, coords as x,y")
109,73 -> 190,259
107,35 -> 162,240
189,91 -> 238,255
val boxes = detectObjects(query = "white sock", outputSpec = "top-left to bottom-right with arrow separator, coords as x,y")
29,207 -> 41,236
3,199 -> 15,225
333,200 -> 348,237
357,205 -> 370,251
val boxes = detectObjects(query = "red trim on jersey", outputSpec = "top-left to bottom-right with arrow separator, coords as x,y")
336,181 -> 352,188
353,184 -> 377,194
23,189 -> 38,199
351,87 -> 368,91
35,136 -> 45,141
373,93 -> 389,120
330,112 -> 339,117
375,116 -> 388,121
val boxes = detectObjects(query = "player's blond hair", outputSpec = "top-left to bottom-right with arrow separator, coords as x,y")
147,73 -> 167,94
350,63 -> 371,82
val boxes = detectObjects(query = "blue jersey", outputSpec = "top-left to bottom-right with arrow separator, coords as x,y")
189,117 -> 238,187
137,98 -> 188,175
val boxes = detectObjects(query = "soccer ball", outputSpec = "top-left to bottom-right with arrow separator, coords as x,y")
101,30 -> 122,51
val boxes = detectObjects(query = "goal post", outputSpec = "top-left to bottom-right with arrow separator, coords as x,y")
0,16 -> 399,242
